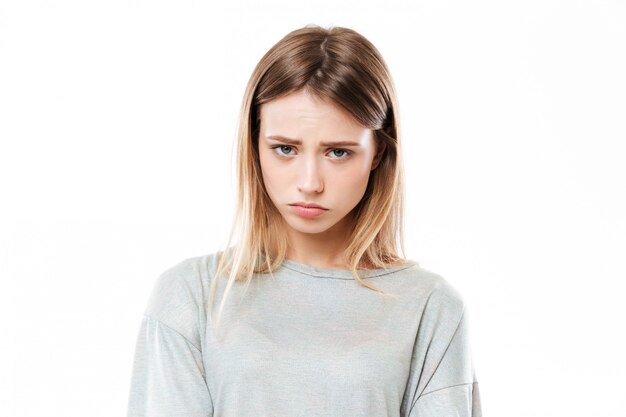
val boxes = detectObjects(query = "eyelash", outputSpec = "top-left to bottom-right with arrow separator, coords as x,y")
270,145 -> 353,160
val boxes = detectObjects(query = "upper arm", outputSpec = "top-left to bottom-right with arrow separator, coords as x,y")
126,314 -> 213,417
408,309 -> 481,416
126,257 -> 213,417
403,279 -> 482,417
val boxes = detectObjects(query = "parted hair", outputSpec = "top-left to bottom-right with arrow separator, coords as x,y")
208,24 -> 409,335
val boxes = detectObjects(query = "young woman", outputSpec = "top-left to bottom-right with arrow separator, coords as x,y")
126,24 -> 482,417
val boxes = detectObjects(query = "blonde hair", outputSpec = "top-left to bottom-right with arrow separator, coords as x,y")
208,24 -> 409,335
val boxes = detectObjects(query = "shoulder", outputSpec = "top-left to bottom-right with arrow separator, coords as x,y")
400,263 -> 467,322
425,270 -> 466,315
142,252 -> 221,345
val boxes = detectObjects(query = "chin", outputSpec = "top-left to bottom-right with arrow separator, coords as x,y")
291,221 -> 332,233
285,217 -> 334,234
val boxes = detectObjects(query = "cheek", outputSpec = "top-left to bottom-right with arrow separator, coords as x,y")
334,165 -> 372,197
341,163 -> 372,185
259,152 -> 283,192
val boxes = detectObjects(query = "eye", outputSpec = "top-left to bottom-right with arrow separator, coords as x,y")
329,149 -> 352,159
269,145 -> 353,160
271,145 -> 294,156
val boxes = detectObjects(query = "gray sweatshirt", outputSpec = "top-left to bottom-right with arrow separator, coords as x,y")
126,252 -> 482,417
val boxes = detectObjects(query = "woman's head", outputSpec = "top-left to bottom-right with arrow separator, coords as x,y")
209,24 -> 407,332
241,24 -> 404,259
257,89 -> 386,249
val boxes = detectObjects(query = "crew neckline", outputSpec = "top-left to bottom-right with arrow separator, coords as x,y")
280,257 -> 416,279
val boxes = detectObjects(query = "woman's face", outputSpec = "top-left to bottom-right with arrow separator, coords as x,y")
258,89 -> 384,239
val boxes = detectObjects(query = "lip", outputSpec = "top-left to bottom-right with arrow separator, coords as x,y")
289,201 -> 328,209
288,202 -> 328,218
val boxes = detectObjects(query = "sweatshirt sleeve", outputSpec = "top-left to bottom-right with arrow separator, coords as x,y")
408,310 -> 482,416
126,257 -> 214,417
404,280 -> 482,417
126,314 -> 213,417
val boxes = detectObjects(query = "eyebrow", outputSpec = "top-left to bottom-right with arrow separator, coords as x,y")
265,135 -> 362,147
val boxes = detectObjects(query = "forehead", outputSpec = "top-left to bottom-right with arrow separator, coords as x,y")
259,90 -> 366,136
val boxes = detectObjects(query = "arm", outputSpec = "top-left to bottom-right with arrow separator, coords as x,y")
126,257 -> 214,417
408,310 -> 481,416
402,279 -> 482,417
126,314 -> 213,417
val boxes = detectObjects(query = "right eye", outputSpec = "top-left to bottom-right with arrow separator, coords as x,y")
271,145 -> 294,156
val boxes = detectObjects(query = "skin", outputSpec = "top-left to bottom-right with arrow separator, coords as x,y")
258,89 -> 385,270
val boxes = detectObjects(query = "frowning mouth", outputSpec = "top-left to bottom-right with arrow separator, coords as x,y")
288,203 -> 328,218
289,202 -> 328,210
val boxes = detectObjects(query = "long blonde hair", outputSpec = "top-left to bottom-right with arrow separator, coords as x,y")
208,24 -> 408,334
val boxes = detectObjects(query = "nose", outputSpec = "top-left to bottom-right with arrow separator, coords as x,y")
297,155 -> 324,194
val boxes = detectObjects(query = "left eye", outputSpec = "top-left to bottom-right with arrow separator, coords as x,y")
331,149 -> 349,158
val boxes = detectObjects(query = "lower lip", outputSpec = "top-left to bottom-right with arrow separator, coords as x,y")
289,205 -> 327,218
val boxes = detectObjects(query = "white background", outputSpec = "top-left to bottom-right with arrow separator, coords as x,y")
1,1 -> 625,416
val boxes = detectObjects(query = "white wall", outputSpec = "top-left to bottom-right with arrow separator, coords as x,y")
1,1 -> 624,416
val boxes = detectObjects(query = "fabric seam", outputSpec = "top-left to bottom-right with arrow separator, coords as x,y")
408,304 -> 467,415
418,381 -> 479,398
281,262 -> 417,279
143,313 -> 202,352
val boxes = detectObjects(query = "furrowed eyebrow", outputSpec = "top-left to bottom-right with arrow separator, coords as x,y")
265,135 -> 361,147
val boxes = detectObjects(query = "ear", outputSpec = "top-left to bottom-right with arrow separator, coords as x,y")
370,142 -> 386,171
